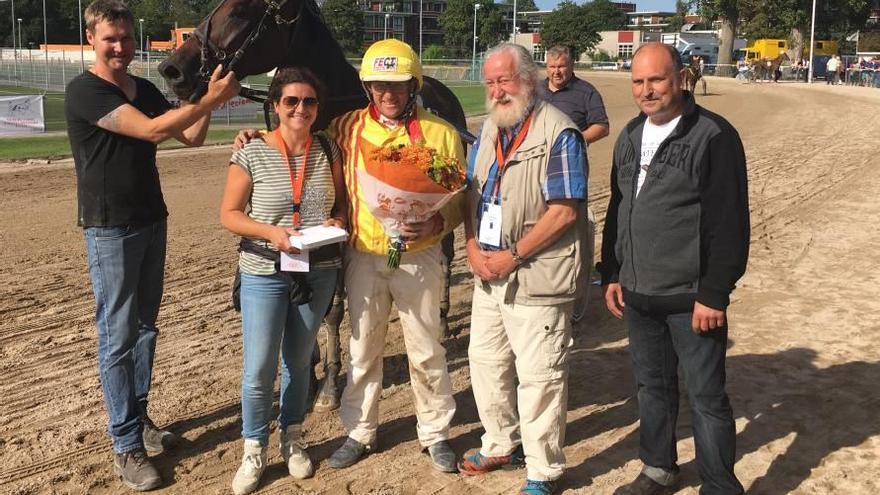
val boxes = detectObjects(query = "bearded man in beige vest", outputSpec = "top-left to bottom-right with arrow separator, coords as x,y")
458,43 -> 589,495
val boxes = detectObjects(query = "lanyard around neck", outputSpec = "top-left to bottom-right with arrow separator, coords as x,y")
274,128 -> 312,228
492,112 -> 534,197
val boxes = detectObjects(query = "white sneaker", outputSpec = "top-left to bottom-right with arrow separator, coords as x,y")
232,439 -> 267,495
280,424 -> 314,479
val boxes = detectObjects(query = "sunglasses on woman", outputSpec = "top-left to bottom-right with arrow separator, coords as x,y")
280,96 -> 319,108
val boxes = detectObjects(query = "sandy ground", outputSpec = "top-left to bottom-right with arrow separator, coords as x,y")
1,72 -> 879,494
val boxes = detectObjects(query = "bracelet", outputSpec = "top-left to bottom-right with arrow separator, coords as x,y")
510,241 -> 525,265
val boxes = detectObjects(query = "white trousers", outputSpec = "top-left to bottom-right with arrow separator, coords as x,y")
339,245 -> 455,447
468,279 -> 573,481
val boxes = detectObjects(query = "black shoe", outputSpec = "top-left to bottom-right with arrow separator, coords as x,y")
613,473 -> 676,495
426,440 -> 457,473
113,449 -> 162,491
142,416 -> 177,454
327,437 -> 374,469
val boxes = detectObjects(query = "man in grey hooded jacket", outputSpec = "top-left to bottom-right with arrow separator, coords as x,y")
599,43 -> 749,495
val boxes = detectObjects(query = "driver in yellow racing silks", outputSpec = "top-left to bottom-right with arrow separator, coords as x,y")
325,39 -> 465,473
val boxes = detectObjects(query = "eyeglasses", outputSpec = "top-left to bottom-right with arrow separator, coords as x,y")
280,96 -> 319,108
368,81 -> 411,94
484,75 -> 519,89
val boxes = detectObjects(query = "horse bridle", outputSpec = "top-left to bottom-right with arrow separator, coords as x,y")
189,0 -> 302,104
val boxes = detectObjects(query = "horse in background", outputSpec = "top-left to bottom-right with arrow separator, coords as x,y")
685,56 -> 707,95
751,53 -> 790,83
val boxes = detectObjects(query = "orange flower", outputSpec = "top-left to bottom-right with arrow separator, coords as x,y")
370,143 -> 465,191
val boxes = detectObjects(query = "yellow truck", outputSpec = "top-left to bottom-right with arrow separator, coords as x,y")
148,27 -> 196,52
739,38 -> 838,62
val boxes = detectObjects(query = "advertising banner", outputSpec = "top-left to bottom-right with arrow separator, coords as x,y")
0,95 -> 45,136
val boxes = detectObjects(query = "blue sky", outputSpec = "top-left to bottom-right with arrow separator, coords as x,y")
534,0 -> 677,11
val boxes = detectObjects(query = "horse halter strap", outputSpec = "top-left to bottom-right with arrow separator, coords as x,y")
191,0 -> 301,101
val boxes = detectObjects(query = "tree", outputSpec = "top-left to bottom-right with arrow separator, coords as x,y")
422,44 -> 448,60
539,0 -> 601,58
540,0 -> 621,58
666,0 -> 691,33
582,0 -> 628,32
479,3 -> 507,50
502,0 -> 538,12
321,0 -> 364,56
700,0 -> 740,66
440,0 -> 477,57
738,0 -> 871,60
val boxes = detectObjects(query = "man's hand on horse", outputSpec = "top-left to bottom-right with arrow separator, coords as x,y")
204,65 -> 240,107
233,129 -> 263,151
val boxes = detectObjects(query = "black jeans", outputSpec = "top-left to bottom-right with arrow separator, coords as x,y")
625,304 -> 743,495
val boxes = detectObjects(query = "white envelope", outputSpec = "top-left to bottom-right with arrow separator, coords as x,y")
288,225 -> 348,251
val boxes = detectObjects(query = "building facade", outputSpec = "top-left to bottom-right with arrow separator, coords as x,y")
359,0 -> 447,52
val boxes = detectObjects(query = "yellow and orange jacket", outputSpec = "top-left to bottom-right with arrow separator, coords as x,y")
326,105 -> 466,255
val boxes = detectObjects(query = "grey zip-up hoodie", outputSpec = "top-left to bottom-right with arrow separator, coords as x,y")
598,91 -> 750,312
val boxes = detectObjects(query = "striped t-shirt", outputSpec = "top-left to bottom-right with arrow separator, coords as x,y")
230,137 -> 342,275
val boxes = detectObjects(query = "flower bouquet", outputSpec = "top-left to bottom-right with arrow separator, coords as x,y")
356,142 -> 466,268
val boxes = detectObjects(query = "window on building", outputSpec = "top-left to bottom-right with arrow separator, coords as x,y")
533,45 -> 546,62
618,43 -> 634,59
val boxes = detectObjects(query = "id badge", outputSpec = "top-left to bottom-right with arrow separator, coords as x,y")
280,250 -> 309,272
478,202 -> 503,248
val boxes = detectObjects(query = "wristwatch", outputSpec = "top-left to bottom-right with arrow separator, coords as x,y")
510,242 -> 525,265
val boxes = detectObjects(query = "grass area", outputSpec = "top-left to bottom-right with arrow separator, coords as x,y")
0,128 -> 245,162
0,81 -> 486,160
448,84 -> 485,116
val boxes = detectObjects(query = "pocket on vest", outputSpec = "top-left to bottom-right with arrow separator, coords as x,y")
519,242 -> 578,297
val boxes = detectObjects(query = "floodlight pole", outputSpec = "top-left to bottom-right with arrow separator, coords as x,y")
808,0 -> 817,83
472,3 -> 480,79
42,0 -> 48,89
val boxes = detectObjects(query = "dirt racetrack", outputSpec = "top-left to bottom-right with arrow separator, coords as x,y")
2,72 -> 879,494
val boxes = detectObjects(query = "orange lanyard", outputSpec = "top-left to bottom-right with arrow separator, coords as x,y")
274,128 -> 312,228
492,112 -> 533,197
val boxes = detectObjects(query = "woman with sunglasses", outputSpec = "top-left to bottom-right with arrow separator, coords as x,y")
220,67 -> 347,495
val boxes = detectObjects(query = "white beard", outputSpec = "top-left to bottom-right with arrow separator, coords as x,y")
486,92 -> 531,129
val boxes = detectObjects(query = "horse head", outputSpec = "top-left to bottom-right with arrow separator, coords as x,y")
158,0 -> 307,102
157,0 -> 467,136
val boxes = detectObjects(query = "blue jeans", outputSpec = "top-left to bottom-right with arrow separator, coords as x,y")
84,220 -> 166,454
625,305 -> 743,495
239,268 -> 338,444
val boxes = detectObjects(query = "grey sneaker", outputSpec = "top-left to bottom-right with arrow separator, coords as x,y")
426,440 -> 457,473
113,449 -> 162,491
327,437 -> 374,469
280,425 -> 314,479
142,417 -> 177,454
232,439 -> 267,495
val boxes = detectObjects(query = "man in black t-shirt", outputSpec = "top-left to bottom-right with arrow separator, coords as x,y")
66,1 -> 238,491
